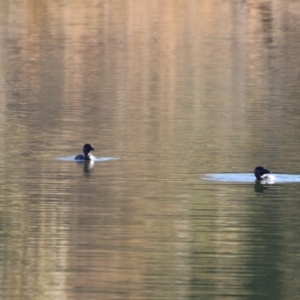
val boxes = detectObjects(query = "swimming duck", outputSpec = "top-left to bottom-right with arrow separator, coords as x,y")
75,144 -> 95,161
254,166 -> 272,180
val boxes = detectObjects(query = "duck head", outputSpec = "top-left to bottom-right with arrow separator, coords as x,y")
83,144 -> 95,156
254,166 -> 271,180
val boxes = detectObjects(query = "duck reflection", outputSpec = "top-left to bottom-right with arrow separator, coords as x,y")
76,160 -> 95,174
254,182 -> 269,193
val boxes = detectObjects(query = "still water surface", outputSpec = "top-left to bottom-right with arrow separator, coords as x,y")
1,1 -> 300,299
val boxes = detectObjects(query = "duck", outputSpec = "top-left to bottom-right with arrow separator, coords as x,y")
75,144 -> 95,161
254,166 -> 274,180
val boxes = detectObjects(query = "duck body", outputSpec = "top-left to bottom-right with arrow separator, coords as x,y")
75,144 -> 95,161
254,166 -> 272,180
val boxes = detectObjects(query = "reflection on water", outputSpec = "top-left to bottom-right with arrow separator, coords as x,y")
254,182 -> 270,193
78,160 -> 95,174
1,1 -> 300,300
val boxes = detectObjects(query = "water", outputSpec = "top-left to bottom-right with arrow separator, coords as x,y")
1,1 -> 300,299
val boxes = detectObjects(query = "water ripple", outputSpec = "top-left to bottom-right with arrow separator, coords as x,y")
203,173 -> 300,183
56,156 -> 119,162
